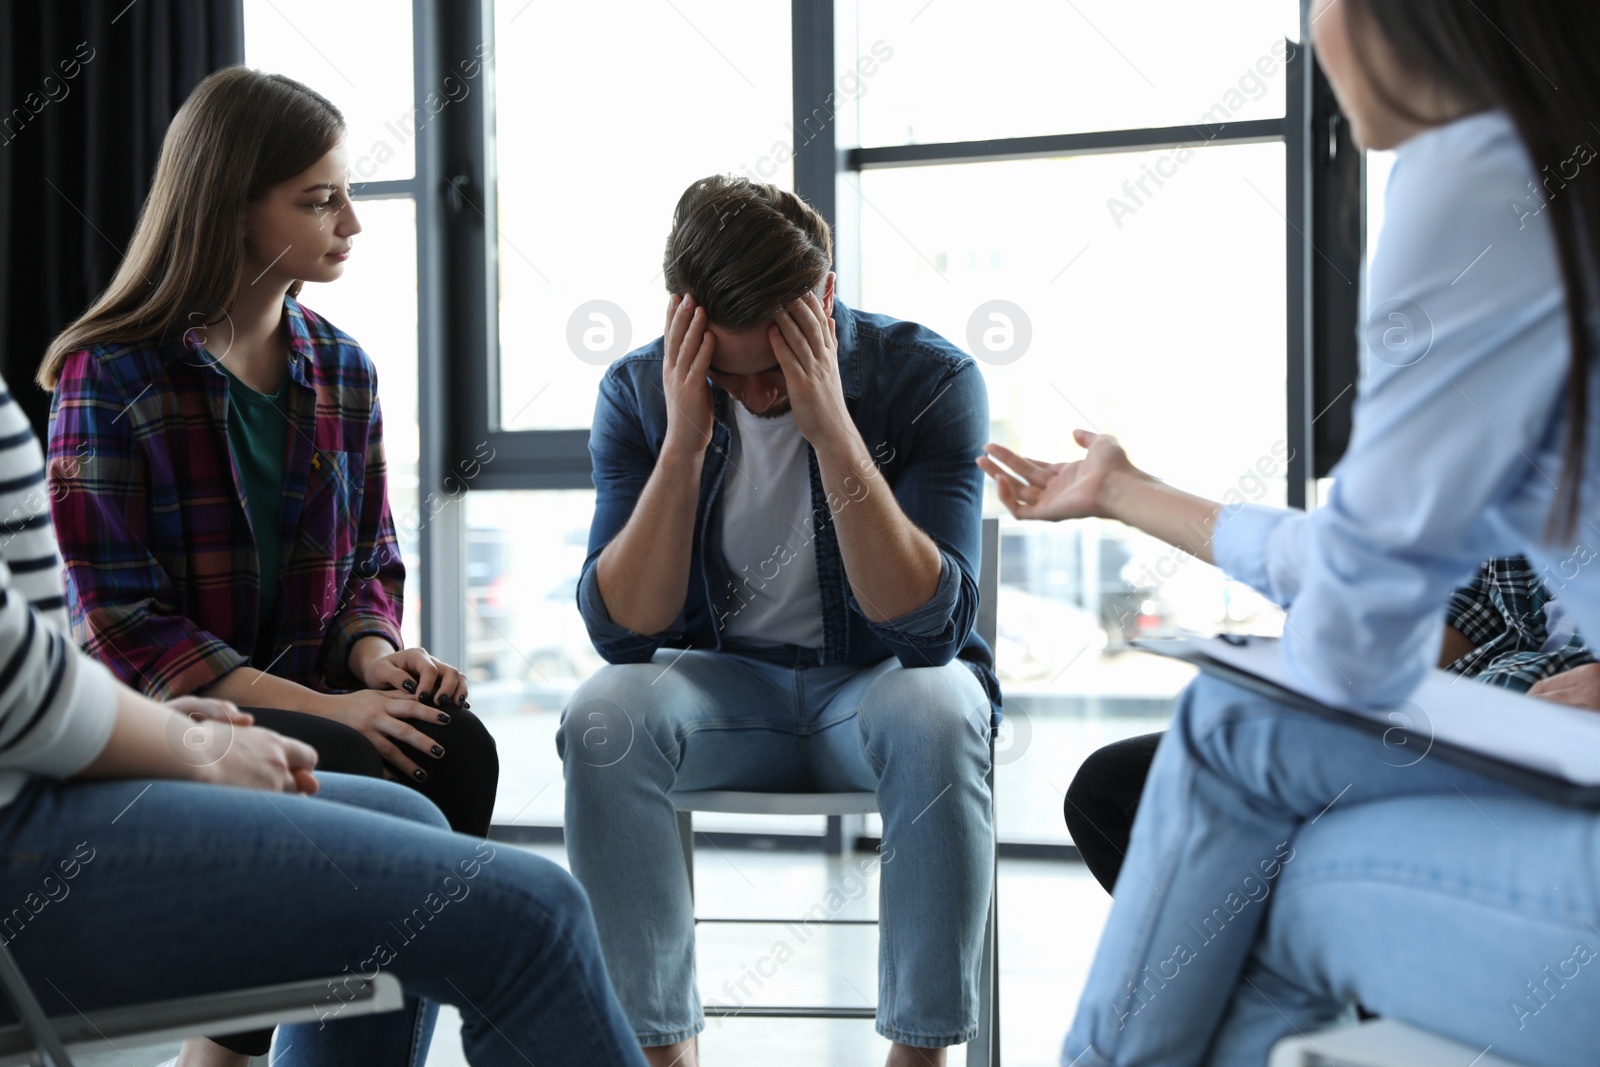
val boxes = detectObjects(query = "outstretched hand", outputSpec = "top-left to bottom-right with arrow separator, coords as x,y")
977,430 -> 1138,522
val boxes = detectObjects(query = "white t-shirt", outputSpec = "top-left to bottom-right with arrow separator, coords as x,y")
717,401 -> 825,648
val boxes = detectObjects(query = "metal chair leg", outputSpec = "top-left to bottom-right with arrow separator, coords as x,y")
0,940 -> 73,1067
971,730 -> 1002,1066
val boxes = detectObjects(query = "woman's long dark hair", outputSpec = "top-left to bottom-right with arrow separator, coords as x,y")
1345,0 -> 1600,541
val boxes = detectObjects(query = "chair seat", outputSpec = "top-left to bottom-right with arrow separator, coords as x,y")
1268,1018 -> 1530,1067
669,790 -> 879,816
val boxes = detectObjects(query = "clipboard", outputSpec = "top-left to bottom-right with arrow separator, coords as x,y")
1133,632 -> 1600,809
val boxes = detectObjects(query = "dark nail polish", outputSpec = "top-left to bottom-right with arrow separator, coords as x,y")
437,712 -> 452,724
413,768 -> 429,782
459,700 -> 470,711
431,744 -> 444,757
402,680 -> 416,693
419,691 -> 434,707
437,695 -> 454,708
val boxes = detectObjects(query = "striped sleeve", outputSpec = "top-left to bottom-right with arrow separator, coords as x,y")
0,381 -> 116,780
0,389 -> 70,629
0,558 -> 118,778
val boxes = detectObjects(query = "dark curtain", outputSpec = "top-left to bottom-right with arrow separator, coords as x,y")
0,0 -> 244,441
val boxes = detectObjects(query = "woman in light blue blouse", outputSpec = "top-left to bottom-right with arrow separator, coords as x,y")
981,0 -> 1600,1064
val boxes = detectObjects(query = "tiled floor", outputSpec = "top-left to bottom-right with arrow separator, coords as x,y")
79,844 -> 1111,1067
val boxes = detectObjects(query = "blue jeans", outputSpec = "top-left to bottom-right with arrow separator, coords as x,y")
0,771 -> 645,1067
1062,674 -> 1600,1067
557,648 -> 994,1048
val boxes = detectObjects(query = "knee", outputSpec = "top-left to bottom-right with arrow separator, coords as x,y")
386,786 -> 452,830
1170,675 -> 1323,799
442,706 -> 499,778
1172,673 -> 1268,749
859,665 -> 989,760
1063,756 -> 1106,832
320,774 -> 452,830
311,720 -> 388,779
487,847 -> 597,938
1064,741 -> 1141,842
1067,734 -> 1158,817
556,664 -> 662,771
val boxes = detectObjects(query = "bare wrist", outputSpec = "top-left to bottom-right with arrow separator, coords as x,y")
810,425 -> 869,470
347,635 -> 395,684
1098,467 -> 1143,521
657,441 -> 708,473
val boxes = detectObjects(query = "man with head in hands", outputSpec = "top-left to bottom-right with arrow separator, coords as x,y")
559,174 -> 1000,1067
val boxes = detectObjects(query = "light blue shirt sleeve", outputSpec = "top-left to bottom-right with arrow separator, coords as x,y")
1213,110 -> 1571,708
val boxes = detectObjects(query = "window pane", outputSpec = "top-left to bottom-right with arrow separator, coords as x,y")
464,490 -> 595,826
297,198 -> 422,650
492,0 -> 792,431
855,143 -> 1287,843
849,0 -> 1299,147
243,0 -> 416,183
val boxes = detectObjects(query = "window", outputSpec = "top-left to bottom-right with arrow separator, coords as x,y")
842,1 -> 1299,845
243,0 -> 424,650
243,1 -> 416,183
853,0 -> 1298,146
491,0 -> 793,432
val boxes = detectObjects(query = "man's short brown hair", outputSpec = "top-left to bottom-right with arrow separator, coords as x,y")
662,174 -> 834,330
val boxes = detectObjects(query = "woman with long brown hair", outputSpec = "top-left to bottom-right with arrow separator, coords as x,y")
38,66 -> 498,1066
982,0 -> 1600,1063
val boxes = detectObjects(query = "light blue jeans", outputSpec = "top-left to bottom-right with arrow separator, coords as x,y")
557,648 -> 994,1048
1062,673 -> 1600,1067
0,771 -> 645,1067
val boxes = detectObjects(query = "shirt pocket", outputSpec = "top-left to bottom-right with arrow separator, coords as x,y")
296,450 -> 368,563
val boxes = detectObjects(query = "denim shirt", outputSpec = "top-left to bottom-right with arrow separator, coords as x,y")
577,298 -> 1002,727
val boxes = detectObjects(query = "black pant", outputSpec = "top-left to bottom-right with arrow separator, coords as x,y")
244,705 -> 500,837
210,704 -> 499,1056
1063,731 -> 1163,896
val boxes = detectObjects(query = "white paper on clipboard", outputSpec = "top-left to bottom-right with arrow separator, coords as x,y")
1136,632 -> 1600,788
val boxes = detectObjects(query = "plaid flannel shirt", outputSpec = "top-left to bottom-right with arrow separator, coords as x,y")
1443,555 -> 1593,691
45,296 -> 404,700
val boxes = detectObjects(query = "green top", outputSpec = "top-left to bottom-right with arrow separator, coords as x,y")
217,360 -> 290,649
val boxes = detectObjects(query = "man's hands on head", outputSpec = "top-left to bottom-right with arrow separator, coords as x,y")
769,291 -> 852,450
662,292 -> 717,457
1530,663 -> 1600,711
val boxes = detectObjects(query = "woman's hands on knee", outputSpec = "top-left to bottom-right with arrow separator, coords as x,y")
351,641 -> 469,710
321,687 -> 453,783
